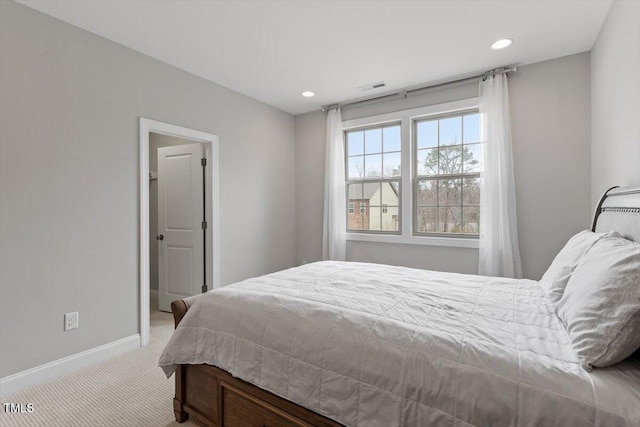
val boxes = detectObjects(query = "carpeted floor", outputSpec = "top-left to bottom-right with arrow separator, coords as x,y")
0,300 -> 198,427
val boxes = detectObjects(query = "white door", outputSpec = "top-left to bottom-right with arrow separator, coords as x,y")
157,143 -> 205,312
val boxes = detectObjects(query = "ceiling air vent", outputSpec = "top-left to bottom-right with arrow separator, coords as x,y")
358,81 -> 386,91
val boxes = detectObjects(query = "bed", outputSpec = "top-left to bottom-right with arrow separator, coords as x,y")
159,186 -> 640,427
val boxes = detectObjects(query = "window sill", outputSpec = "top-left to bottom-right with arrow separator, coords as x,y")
346,233 -> 479,248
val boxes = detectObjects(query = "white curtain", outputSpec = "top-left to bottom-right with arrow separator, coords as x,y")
478,74 -> 523,278
322,108 -> 347,261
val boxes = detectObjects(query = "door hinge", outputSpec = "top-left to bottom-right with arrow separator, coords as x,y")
201,220 -> 207,230
201,158 -> 207,167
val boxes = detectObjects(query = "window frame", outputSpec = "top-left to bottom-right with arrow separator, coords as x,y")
344,122 -> 402,235
342,98 -> 480,249
413,110 -> 482,238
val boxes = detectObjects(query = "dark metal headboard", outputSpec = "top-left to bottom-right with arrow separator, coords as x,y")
591,186 -> 640,243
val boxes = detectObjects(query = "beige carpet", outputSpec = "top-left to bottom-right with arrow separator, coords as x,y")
0,300 -> 198,427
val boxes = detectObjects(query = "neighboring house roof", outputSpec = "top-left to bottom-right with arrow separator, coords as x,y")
349,182 -> 399,200
349,183 -> 379,200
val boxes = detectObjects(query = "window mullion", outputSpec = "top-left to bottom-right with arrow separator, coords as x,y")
401,117 -> 411,238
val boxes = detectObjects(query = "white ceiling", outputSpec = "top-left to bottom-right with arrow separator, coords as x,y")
18,0 -> 612,115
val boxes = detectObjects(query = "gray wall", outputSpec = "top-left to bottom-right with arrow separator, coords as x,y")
0,1 -> 296,378
295,53 -> 592,280
148,133 -> 196,292
295,111 -> 327,265
509,53 -> 592,279
591,0 -> 640,202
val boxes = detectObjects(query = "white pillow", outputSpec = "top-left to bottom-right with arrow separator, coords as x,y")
555,235 -> 640,370
540,230 -> 620,304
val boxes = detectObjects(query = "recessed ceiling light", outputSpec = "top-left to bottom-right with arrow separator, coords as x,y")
301,91 -> 315,97
491,39 -> 513,50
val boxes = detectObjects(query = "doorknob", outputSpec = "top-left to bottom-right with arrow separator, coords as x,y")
156,234 -> 164,241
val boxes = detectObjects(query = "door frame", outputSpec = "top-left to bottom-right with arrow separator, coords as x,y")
139,117 -> 220,346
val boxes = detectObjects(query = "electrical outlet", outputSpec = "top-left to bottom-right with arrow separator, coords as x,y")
64,312 -> 79,331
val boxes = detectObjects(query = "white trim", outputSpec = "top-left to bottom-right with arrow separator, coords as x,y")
346,233 -> 479,248
342,98 -> 480,248
139,118 -> 220,347
342,98 -> 479,130
0,334 -> 140,397
204,138 -> 222,293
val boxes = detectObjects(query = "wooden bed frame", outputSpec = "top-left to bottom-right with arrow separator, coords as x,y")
170,186 -> 640,427
171,299 -> 344,427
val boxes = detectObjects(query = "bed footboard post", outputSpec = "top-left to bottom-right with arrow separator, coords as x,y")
173,365 -> 188,422
171,300 -> 189,423
171,299 -> 189,328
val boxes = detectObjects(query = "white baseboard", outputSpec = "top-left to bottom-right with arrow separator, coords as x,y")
0,334 -> 141,397
150,289 -> 159,300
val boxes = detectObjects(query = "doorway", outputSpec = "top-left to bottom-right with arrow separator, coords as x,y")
139,118 -> 220,346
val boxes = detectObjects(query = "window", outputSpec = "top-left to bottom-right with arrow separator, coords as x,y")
342,98 -> 480,247
414,112 -> 482,235
345,124 -> 401,233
